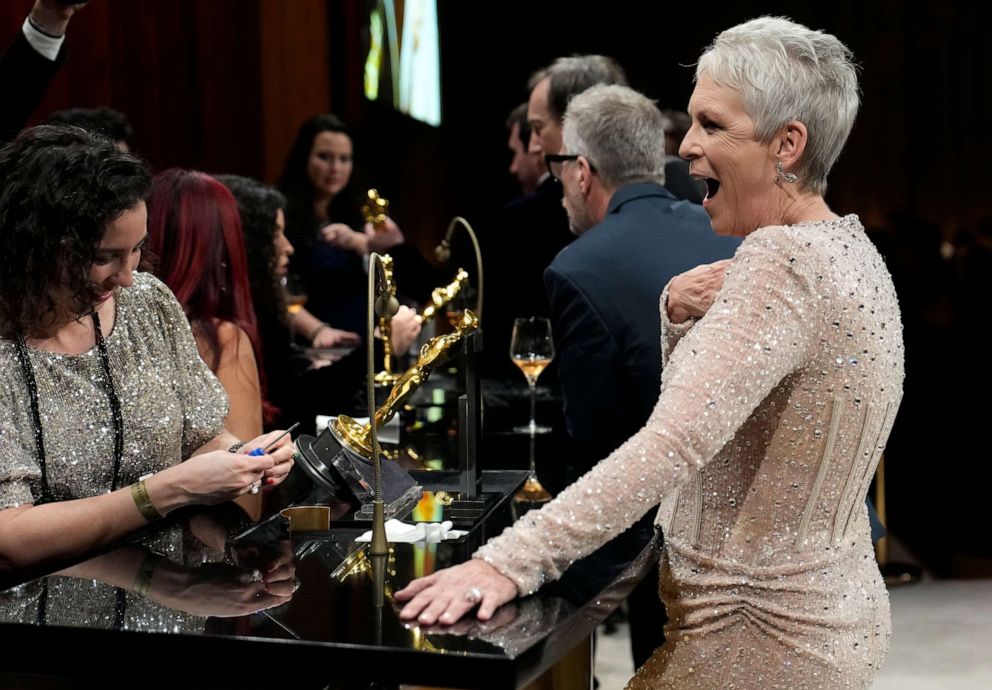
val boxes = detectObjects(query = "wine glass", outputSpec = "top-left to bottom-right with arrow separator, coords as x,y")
281,273 -> 308,316
510,317 -> 554,435
282,274 -> 309,345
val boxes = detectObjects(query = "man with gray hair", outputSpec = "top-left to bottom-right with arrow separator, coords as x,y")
479,56 -> 627,380
543,83 -> 740,666
545,84 -> 738,432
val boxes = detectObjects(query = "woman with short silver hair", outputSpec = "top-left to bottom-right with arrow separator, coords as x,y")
397,17 -> 903,689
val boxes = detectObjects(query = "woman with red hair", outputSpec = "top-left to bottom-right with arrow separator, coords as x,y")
146,169 -> 268,442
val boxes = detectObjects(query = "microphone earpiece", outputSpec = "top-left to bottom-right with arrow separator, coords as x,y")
374,293 -> 400,318
434,240 -> 451,263
371,254 -> 400,317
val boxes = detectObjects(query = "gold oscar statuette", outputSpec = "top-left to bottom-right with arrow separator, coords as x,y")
335,309 -> 480,457
362,188 -> 390,230
418,268 -> 470,325
373,254 -> 399,385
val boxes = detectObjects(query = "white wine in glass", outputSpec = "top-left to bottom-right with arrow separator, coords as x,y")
510,317 -> 554,435
281,274 -> 308,315
510,317 -> 555,516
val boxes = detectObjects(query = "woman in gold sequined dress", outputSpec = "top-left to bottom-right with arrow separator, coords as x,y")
396,17 -> 903,689
0,126 -> 296,571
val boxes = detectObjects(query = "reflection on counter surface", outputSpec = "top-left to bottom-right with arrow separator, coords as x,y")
0,483 -> 618,657
0,363 -> 656,688
0,455 -> 659,689
0,523 -> 295,631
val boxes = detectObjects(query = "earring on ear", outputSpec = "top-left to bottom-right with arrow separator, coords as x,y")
775,160 -> 798,184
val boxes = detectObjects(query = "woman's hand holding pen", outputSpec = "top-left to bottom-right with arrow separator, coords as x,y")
144,428 -> 297,513
237,427 -> 298,489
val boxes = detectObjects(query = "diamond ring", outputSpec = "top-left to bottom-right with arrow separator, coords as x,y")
248,481 -> 260,495
464,586 -> 483,604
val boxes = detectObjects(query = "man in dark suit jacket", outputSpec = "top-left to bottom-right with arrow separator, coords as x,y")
0,1 -> 87,142
480,174 -> 573,381
544,83 -> 740,667
479,56 -> 628,380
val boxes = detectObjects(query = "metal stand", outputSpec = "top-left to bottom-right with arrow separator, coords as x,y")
446,329 -> 491,520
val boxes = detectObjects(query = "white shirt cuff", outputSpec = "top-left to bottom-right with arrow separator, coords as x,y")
22,17 -> 65,62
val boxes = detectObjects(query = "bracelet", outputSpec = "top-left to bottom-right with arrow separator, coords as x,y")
132,551 -> 166,597
228,440 -> 248,454
27,14 -> 64,39
307,322 -> 329,342
130,480 -> 163,522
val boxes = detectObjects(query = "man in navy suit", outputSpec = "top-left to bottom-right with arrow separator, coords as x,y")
544,83 -> 740,667
546,84 -> 740,474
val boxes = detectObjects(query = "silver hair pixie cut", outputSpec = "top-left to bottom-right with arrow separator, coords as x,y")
696,16 -> 860,195
562,84 -> 666,190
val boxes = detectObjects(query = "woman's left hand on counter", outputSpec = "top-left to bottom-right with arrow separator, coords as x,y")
395,558 -> 518,625
311,325 -> 361,348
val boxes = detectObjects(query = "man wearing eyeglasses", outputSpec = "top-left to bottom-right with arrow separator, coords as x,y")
543,83 -> 740,668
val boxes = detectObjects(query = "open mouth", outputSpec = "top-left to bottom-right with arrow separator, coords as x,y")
704,178 -> 721,200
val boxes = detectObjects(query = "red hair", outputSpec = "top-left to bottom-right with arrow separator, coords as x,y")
146,168 -> 276,422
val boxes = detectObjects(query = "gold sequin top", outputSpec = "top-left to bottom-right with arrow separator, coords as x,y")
0,272 -> 228,509
476,216 -> 903,688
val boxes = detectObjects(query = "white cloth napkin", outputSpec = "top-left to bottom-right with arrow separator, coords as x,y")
355,519 -> 467,544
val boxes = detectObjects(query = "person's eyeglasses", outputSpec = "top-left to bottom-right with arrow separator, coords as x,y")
544,153 -> 596,183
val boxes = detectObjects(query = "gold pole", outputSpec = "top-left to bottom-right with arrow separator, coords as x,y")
434,216 -> 484,322
367,254 -> 389,610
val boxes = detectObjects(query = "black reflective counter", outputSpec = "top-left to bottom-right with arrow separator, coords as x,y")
0,469 -> 657,690
0,377 -> 657,689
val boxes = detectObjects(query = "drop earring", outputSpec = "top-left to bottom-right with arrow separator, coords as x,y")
775,160 -> 798,184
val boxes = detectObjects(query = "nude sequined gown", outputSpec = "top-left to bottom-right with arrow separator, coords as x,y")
476,216 -> 903,689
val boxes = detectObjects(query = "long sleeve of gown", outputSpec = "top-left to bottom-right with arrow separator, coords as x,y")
475,227 -> 818,594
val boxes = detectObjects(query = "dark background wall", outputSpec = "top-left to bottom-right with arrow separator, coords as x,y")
3,0 -> 989,575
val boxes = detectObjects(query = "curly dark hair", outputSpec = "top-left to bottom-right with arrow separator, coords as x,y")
213,174 -> 289,328
0,125 -> 151,339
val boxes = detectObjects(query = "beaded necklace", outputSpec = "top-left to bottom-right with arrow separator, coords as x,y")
13,311 -> 124,503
